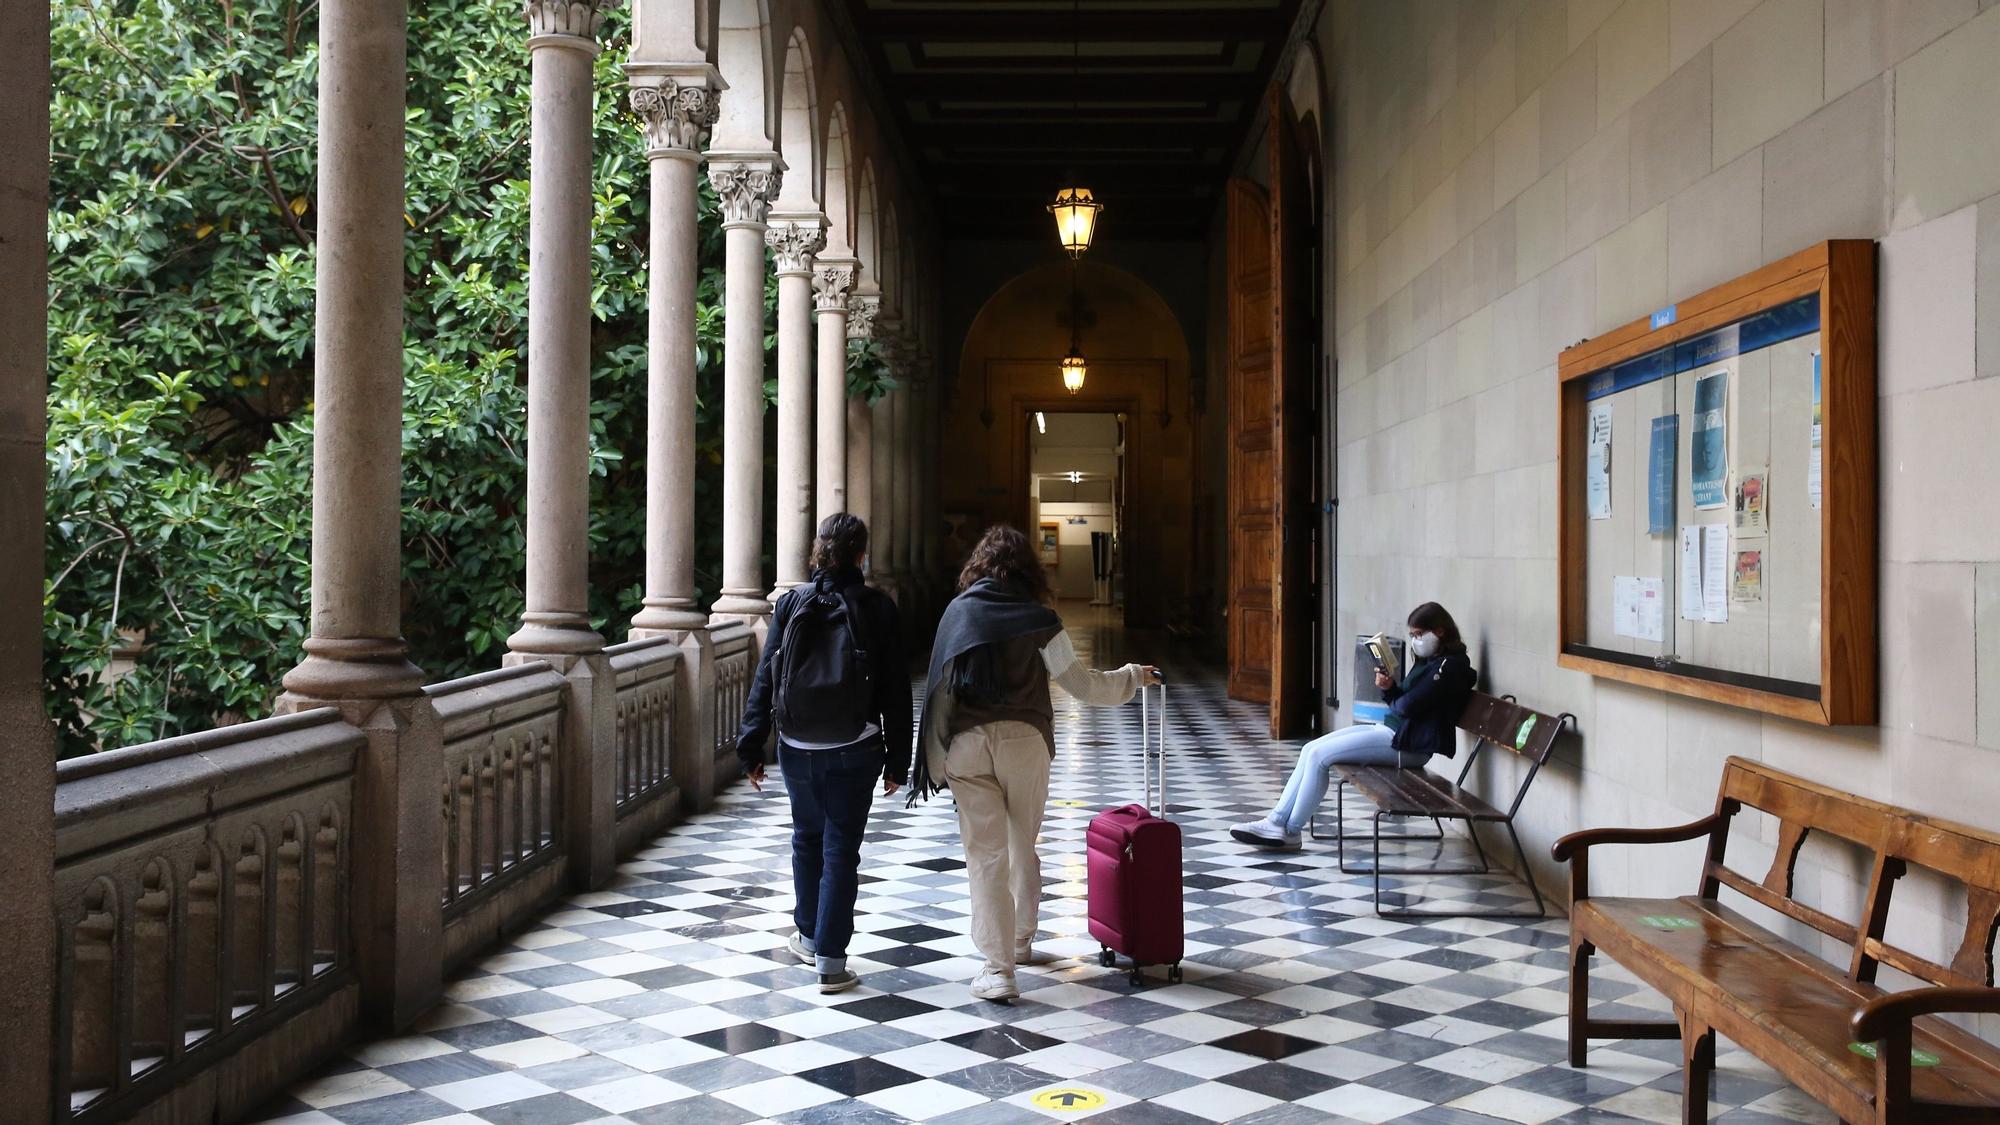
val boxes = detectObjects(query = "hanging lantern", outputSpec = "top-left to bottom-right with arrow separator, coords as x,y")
1048,186 -> 1102,258
1060,349 -> 1087,394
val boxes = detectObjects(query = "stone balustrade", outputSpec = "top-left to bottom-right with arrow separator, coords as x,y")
52,710 -> 362,1124
426,662 -> 569,967
46,629 -> 754,1122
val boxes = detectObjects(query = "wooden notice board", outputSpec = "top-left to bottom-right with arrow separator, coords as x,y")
1556,241 -> 1876,726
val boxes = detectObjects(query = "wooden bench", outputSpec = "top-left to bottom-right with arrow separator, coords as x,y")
1316,691 -> 1573,920
1555,757 -> 2000,1124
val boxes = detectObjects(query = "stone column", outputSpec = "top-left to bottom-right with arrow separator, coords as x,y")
766,218 -> 824,596
891,356 -> 915,588
509,0 -> 610,660
706,158 -> 782,624
812,261 -> 857,522
869,332 -> 901,599
506,0 -> 619,893
626,71 -> 718,639
845,293 -> 880,529
275,0 -> 444,1030
0,0 -> 54,1101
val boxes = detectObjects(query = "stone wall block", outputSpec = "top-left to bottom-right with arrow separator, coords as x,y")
1713,0 -> 1827,167
1760,76 -> 1890,260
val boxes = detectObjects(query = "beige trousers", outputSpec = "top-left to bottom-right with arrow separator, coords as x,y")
945,720 -> 1052,975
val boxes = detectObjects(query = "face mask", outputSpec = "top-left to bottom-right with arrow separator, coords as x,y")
861,555 -> 871,577
1408,633 -> 1440,659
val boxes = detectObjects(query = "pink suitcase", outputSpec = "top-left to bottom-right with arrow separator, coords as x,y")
1086,680 -> 1184,985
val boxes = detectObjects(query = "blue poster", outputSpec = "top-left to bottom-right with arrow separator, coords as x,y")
1648,415 -> 1678,535
1691,370 -> 1728,510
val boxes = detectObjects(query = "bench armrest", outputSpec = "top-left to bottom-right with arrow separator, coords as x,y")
1551,813 -> 1724,902
1851,987 -> 2000,1042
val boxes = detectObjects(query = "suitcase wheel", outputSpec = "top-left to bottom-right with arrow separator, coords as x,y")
1128,968 -> 1143,987
1098,947 -> 1115,968
1168,963 -> 1183,984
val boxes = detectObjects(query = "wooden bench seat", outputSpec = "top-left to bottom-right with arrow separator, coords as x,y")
1324,691 -> 1573,919
1556,757 -> 2000,1124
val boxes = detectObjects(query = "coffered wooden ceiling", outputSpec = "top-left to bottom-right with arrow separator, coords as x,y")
843,0 -> 1304,240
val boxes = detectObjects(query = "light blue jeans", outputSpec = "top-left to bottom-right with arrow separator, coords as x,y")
1267,724 -> 1428,832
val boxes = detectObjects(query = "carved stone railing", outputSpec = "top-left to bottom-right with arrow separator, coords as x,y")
425,663 -> 566,966
708,622 -> 754,769
607,638 -> 683,852
52,710 -> 361,1124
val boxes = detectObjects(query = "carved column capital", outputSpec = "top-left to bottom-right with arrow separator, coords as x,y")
846,293 -> 881,340
813,261 -> 858,313
525,0 -> 619,48
708,160 -> 782,229
765,219 -> 826,277
628,78 -> 719,159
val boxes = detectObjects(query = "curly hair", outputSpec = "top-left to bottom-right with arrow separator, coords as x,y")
808,512 -> 870,573
957,524 -> 1054,604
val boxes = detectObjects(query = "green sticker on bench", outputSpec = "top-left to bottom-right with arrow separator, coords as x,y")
1639,915 -> 1698,930
1514,715 -> 1538,749
1847,1042 -> 1940,1067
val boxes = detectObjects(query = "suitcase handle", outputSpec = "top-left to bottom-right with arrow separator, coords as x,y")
1140,679 -> 1167,817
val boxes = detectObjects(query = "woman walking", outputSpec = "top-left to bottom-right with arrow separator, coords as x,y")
738,513 -> 910,993
1231,601 -> 1475,849
911,525 -> 1159,1002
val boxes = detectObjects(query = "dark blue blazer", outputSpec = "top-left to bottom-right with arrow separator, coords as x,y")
1382,650 -> 1477,757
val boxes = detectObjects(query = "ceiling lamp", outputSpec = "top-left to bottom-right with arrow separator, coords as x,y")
1048,186 -> 1102,258
1067,471 -> 1083,484
1036,411 -> 1047,434
1061,348 -> 1087,394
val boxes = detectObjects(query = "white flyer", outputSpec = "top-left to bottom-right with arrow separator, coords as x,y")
1635,577 -> 1665,642
1808,352 -> 1823,510
1702,524 -> 1729,624
1587,401 -> 1613,520
1613,576 -> 1638,638
1679,526 -> 1704,621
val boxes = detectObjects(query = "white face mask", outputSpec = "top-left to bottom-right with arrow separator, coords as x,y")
861,555 -> 871,577
1408,632 -> 1441,659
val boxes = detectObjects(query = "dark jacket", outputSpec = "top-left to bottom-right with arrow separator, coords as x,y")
738,566 -> 912,783
910,577 -> 1064,802
1381,648 -> 1476,757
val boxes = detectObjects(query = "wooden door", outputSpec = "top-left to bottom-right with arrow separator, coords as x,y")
1268,85 -> 1316,739
1226,88 -> 1316,738
1225,178 -> 1276,709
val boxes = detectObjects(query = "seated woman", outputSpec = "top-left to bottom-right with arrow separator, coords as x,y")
1232,602 -> 1475,849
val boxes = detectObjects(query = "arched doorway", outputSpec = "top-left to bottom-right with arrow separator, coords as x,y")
941,261 -> 1196,629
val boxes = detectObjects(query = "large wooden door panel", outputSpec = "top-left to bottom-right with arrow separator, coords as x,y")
1226,178 -> 1274,707
1268,85 -> 1316,740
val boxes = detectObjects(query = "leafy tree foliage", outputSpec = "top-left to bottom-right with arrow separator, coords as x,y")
42,0 -> 858,756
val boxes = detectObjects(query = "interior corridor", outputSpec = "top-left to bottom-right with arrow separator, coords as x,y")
255,621 -> 1823,1125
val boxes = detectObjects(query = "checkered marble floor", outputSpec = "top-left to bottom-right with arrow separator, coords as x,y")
258,610 -> 1832,1124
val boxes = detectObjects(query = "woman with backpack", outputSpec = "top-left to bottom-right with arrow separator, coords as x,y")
738,513 -> 910,994
910,525 -> 1160,1002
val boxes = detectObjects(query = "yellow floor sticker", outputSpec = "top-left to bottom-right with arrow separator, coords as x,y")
1032,1089 -> 1107,1111
1050,799 -> 1090,808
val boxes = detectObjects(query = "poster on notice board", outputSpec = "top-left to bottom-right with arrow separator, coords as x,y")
1691,369 -> 1729,510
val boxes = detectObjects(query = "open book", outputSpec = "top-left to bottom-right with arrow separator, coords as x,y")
1362,632 -> 1393,676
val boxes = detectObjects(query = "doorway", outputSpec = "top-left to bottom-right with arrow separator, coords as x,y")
1028,412 -> 1125,614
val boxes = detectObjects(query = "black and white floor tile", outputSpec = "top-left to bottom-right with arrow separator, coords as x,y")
257,611 -> 1831,1124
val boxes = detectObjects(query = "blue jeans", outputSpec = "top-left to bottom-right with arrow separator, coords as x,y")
780,741 -> 884,974
1268,724 -> 1428,832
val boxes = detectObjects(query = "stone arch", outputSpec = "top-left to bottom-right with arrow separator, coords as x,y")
822,101 -> 855,258
880,204 -> 902,317
854,160 -> 880,292
712,0 -> 776,153
943,259 -> 1198,627
630,0 -> 717,64
772,26 -> 821,211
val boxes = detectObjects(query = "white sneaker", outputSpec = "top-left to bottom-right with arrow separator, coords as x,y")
971,970 -> 1020,1001
1230,818 -> 1302,849
786,931 -> 815,966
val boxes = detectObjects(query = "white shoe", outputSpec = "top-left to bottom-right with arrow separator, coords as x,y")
971,970 -> 1020,1001
787,931 -> 815,966
1230,818 -> 1301,849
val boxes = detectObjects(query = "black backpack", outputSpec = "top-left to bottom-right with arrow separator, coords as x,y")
772,585 -> 876,745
